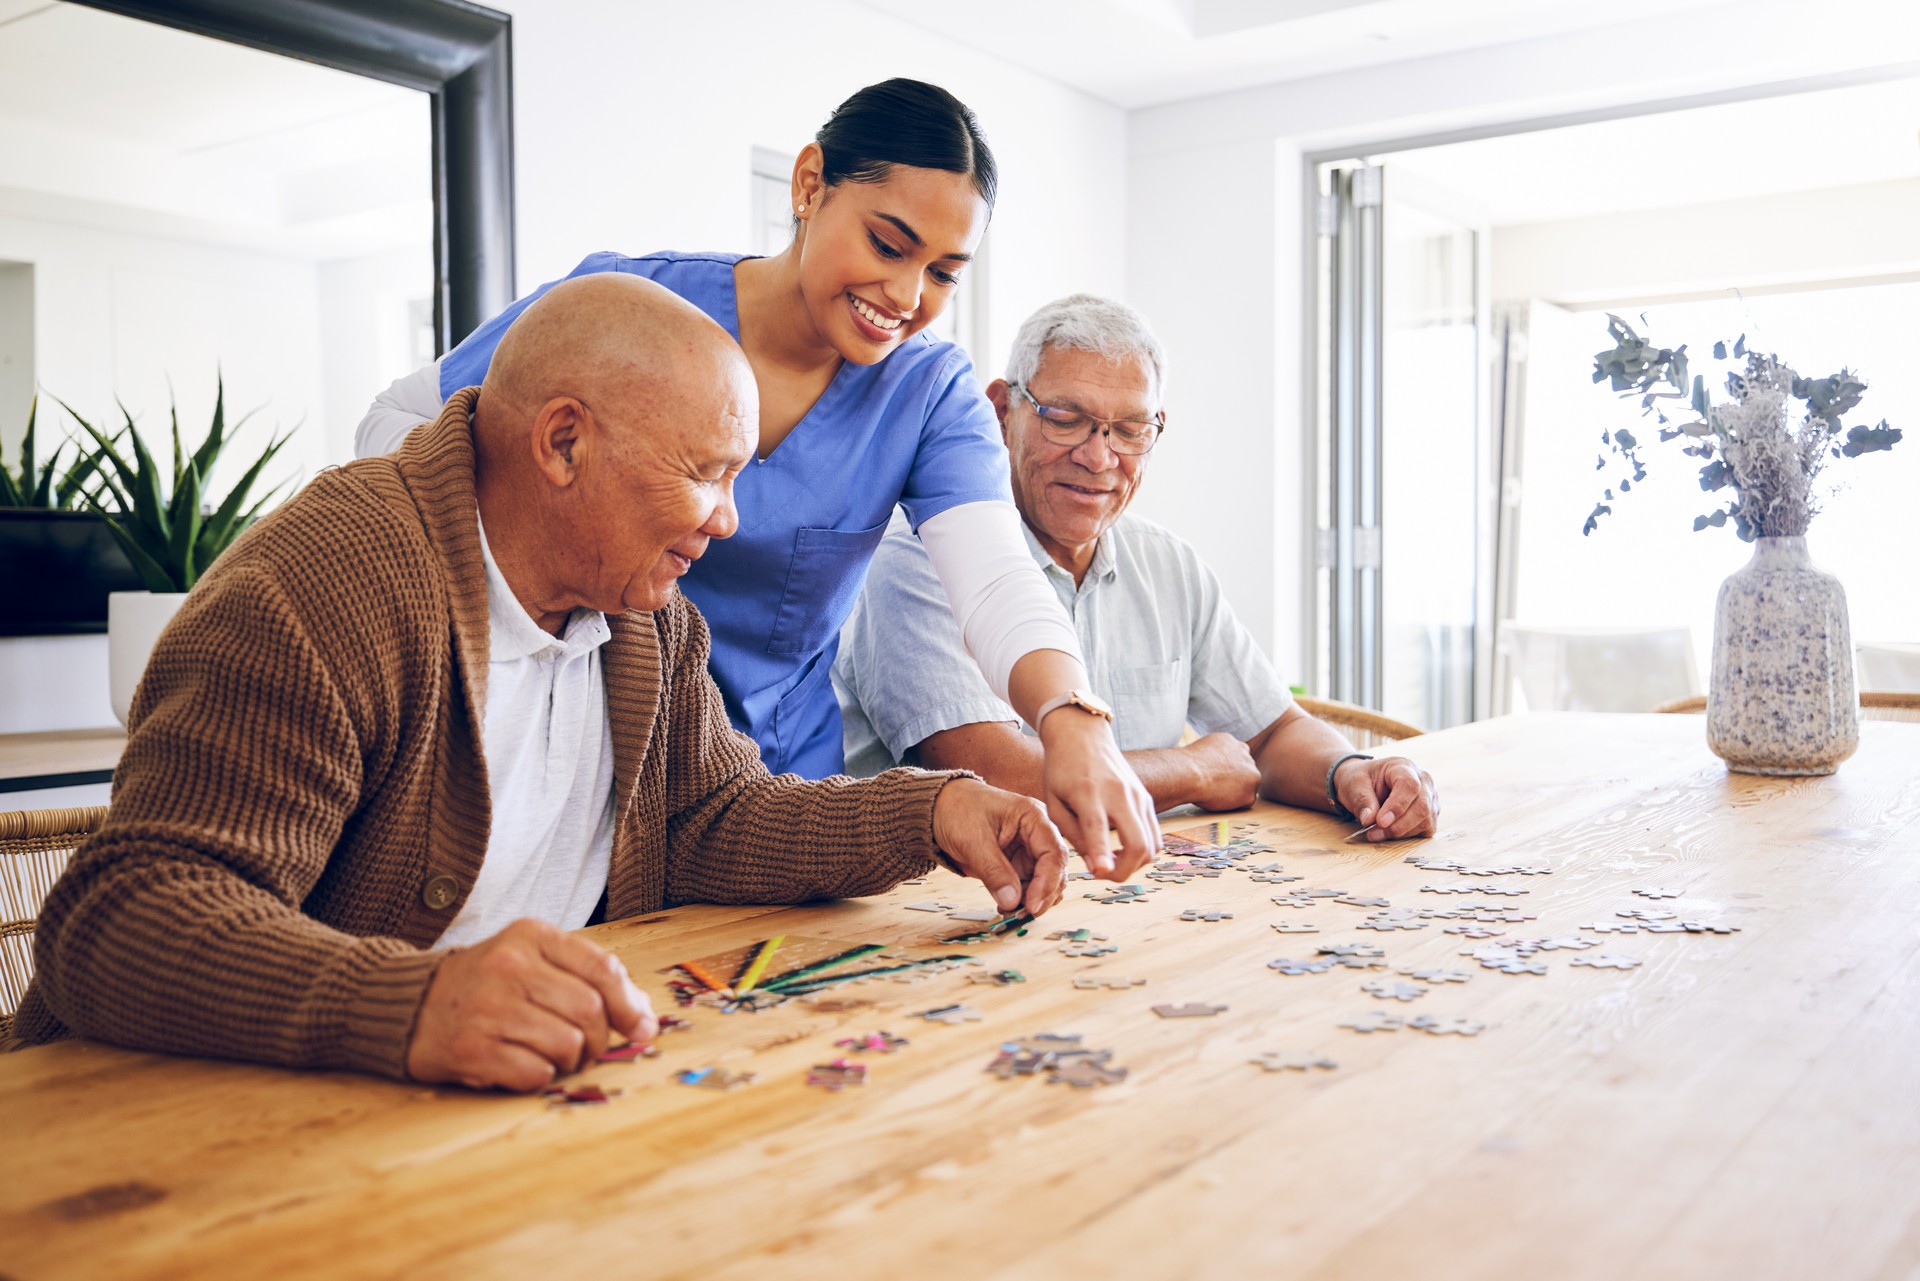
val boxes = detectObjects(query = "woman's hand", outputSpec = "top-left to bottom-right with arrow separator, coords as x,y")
1037,710 -> 1159,879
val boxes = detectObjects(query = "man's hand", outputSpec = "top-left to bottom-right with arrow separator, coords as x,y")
1183,732 -> 1261,812
1335,756 -> 1440,842
931,777 -> 1073,916
406,919 -> 658,1092
1037,712 -> 1159,880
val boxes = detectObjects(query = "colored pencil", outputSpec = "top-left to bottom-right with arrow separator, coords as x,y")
734,935 -> 785,994
757,943 -> 888,992
676,959 -> 729,992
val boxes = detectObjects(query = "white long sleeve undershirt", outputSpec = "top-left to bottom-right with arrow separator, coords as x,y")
353,361 -> 1083,720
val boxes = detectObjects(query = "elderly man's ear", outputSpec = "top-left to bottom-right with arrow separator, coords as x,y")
985,378 -> 1013,440
529,396 -> 588,486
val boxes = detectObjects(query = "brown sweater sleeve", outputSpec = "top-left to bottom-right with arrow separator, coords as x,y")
654,598 -> 955,905
29,548 -> 446,1079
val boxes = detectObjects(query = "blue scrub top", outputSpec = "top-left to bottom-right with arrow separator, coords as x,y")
441,251 -> 1013,778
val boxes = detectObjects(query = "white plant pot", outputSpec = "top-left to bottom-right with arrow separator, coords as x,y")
109,590 -> 189,727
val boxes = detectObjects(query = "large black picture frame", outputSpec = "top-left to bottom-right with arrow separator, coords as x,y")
72,0 -> 516,352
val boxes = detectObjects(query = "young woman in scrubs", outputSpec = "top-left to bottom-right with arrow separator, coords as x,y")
356,79 -> 1156,876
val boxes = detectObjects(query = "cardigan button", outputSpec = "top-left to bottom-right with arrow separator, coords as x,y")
421,873 -> 460,911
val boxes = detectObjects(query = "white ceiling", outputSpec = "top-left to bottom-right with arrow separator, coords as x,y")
850,0 -> 1742,110
0,2 -> 430,259
1385,76 -> 1920,226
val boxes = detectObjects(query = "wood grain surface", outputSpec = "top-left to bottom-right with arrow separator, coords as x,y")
2,713 -> 1916,1280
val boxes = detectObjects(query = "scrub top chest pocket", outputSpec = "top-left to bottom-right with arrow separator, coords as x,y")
765,518 -> 894,656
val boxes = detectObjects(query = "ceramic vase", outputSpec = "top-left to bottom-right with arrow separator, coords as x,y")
108,590 -> 189,726
1706,535 -> 1857,775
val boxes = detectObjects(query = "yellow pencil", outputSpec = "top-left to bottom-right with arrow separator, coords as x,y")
734,935 -> 786,994
1213,819 -> 1230,846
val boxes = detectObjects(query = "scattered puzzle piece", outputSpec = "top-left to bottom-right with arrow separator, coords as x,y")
1272,895 -> 1317,909
1270,921 -> 1321,934
1618,908 -> 1677,922
1251,872 -> 1306,884
1061,942 -> 1119,957
543,1083 -> 619,1106
1051,1059 -> 1131,1088
1407,1014 -> 1485,1036
1179,909 -> 1234,922
946,906 -> 1001,922
1632,887 -> 1684,900
1153,1003 -> 1228,1019
835,1031 -> 909,1054
1360,980 -> 1427,1002
805,1059 -> 868,1090
1401,968 -> 1472,984
903,901 -> 953,913
1335,895 -> 1392,908
1339,1011 -> 1404,1033
1073,975 -> 1147,989
968,969 -> 1027,986
1355,916 -> 1427,932
1570,953 -> 1643,970
917,1004 -> 985,1025
1268,957 -> 1335,975
674,1067 -> 756,1090
1318,943 -> 1385,958
1251,1052 -> 1338,1072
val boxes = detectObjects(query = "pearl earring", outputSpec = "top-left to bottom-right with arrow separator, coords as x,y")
797,203 -> 807,214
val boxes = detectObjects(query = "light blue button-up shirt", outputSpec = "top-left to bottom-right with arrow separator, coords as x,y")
833,510 -> 1293,775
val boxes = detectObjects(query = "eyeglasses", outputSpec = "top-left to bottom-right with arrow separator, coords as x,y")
1012,383 -> 1164,456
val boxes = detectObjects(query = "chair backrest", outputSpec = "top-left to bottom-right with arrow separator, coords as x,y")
0,805 -> 107,1036
1294,696 -> 1425,750
1652,692 -> 1919,723
1499,623 -> 1699,713
1856,643 -> 1920,694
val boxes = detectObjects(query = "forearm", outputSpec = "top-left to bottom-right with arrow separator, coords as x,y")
1006,648 -> 1090,728
920,721 -> 1204,816
1252,706 -> 1361,812
32,849 -> 445,1077
665,763 -> 952,903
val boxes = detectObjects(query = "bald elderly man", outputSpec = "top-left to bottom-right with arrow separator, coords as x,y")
13,275 -> 1070,1092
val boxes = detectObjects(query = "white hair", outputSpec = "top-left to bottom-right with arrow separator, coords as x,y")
1003,294 -> 1167,407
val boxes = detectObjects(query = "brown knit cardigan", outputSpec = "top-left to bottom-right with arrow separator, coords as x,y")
13,389 -> 954,1078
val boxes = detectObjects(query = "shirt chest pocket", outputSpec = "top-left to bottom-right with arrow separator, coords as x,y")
766,518 -> 894,656
1104,657 -> 1190,750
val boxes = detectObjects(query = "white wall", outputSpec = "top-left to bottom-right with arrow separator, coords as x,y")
0,208 -> 339,735
499,0 -> 1129,379
1125,136 -> 1306,681
317,247 -> 434,464
0,203 -> 329,486
1492,178 -> 1920,307
1123,0 -> 1920,691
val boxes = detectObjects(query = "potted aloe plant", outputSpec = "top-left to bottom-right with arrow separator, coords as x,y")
0,396 -> 145,636
63,376 -> 293,724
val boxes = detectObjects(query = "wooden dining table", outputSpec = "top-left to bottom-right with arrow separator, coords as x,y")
3,712 -> 1916,1280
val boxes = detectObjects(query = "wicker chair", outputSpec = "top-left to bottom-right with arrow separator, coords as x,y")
1293,696 -> 1426,749
1651,691 -> 1920,722
0,805 -> 106,1043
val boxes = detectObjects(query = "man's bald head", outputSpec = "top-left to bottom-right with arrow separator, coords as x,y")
477,272 -> 746,447
469,272 -> 759,625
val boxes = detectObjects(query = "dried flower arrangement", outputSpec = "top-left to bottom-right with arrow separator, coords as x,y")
1586,314 -> 1902,539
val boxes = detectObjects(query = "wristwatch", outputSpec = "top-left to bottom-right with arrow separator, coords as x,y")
1034,687 -> 1115,728
1325,752 -> 1373,820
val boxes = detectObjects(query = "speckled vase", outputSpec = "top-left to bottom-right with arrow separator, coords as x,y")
1706,536 -> 1858,776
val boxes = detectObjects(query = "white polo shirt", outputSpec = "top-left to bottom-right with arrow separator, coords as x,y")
437,520 -> 616,948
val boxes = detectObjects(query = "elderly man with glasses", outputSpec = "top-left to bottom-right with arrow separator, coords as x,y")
833,294 -> 1438,838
